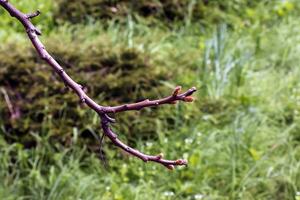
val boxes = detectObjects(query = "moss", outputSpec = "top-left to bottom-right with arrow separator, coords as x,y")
53,0 -> 271,26
0,34 -> 170,146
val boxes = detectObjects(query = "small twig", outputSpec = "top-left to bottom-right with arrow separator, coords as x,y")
103,86 -> 196,113
0,87 -> 20,120
26,10 -> 40,19
101,114 -> 188,169
0,0 -> 196,169
89,127 -> 109,168
98,132 -> 109,168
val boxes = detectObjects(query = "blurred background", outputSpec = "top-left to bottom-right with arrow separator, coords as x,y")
0,0 -> 300,199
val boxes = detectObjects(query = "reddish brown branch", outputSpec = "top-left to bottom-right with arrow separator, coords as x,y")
101,115 -> 187,169
0,0 -> 196,170
103,86 -> 196,113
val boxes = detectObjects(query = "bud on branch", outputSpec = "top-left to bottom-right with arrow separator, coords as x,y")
172,86 -> 182,96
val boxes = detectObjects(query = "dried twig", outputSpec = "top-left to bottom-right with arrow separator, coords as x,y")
0,87 -> 20,120
0,0 -> 196,169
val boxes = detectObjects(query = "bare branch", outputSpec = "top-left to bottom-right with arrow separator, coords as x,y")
101,114 -> 188,169
0,0 -> 196,169
103,87 -> 197,113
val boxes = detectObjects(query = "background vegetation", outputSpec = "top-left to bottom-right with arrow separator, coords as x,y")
0,0 -> 300,199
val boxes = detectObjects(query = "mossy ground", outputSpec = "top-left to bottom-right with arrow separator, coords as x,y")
0,0 -> 300,199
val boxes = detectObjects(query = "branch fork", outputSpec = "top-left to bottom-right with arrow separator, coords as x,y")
0,0 -> 196,170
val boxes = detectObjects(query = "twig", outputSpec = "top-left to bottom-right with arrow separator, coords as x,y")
0,87 -> 20,120
0,0 -> 196,169
26,10 -> 40,19
103,86 -> 197,113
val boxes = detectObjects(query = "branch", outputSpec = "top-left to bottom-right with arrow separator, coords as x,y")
101,114 -> 187,169
0,0 -> 196,170
103,86 -> 197,113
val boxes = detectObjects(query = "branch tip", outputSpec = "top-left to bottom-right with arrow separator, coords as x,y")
175,159 -> 187,165
185,87 -> 197,96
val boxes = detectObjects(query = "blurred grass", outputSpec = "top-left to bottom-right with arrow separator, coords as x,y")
0,0 -> 300,199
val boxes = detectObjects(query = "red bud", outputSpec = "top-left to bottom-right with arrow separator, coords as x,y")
175,159 -> 187,165
165,165 -> 175,170
172,86 -> 182,96
183,96 -> 194,102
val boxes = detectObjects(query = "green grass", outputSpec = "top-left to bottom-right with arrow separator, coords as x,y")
1,1 -> 300,200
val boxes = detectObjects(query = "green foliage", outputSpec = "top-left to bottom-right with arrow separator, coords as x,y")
51,0 -> 300,30
53,0 -> 282,27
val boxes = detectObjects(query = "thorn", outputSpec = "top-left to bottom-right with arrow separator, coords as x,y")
183,96 -> 194,102
172,86 -> 182,96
